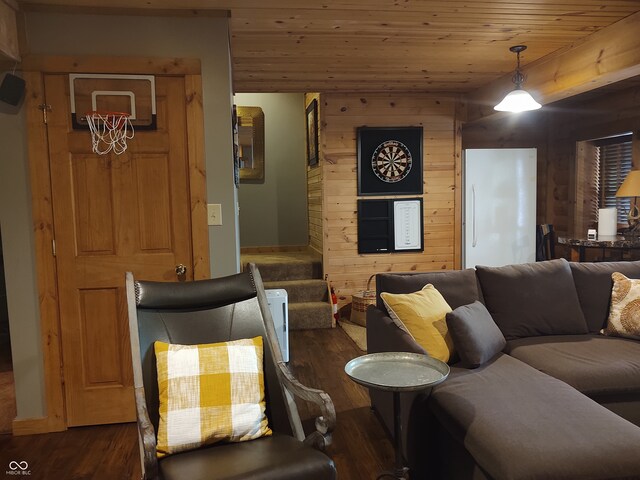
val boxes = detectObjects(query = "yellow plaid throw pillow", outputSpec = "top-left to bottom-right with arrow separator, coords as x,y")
154,336 -> 272,458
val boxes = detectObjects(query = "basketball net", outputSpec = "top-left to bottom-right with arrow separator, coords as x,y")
85,111 -> 135,155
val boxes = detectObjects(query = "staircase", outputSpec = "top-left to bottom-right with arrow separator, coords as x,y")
242,250 -> 333,330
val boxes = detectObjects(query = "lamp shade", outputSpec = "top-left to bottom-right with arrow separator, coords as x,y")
616,170 -> 640,197
494,88 -> 542,113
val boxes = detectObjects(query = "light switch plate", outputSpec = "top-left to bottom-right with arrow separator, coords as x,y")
207,204 -> 222,226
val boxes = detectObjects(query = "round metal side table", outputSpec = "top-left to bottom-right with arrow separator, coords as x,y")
345,352 -> 449,480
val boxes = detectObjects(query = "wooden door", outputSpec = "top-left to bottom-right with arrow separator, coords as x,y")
44,74 -> 194,426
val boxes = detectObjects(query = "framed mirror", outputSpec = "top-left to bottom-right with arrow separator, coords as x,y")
237,106 -> 265,182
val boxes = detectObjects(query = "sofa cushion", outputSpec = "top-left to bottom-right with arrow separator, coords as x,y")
375,269 -> 482,311
475,259 -> 588,339
569,260 -> 640,332
446,301 -> 506,368
603,272 -> 640,340
429,353 -> 640,480
505,334 -> 640,397
380,285 -> 454,362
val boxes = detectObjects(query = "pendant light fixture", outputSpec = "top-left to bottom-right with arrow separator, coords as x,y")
494,45 -> 542,113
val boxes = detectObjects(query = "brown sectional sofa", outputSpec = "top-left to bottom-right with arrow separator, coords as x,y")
367,259 -> 640,480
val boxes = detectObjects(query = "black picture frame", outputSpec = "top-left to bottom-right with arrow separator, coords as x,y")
232,104 -> 240,187
357,126 -> 423,195
357,198 -> 424,254
306,99 -> 319,167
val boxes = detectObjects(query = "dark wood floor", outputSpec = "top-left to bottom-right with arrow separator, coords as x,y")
0,327 -> 393,479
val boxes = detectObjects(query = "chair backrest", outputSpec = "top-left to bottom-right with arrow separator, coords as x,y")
536,224 -> 555,261
126,268 -> 293,438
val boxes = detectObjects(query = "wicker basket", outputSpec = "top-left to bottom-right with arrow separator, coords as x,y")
350,275 -> 376,327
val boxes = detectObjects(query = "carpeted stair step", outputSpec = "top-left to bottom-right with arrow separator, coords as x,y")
251,260 -> 322,282
288,302 -> 333,330
264,279 -> 328,303
243,251 -> 323,282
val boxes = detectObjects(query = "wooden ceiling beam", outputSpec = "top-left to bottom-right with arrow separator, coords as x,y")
465,10 -> 640,124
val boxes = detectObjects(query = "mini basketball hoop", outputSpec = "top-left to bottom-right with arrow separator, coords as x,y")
85,111 -> 135,155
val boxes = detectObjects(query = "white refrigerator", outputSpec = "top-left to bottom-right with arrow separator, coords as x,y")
463,148 -> 537,269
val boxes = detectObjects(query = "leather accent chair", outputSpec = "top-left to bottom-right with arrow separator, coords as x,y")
126,263 -> 337,480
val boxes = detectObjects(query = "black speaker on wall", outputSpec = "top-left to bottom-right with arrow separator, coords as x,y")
0,73 -> 26,107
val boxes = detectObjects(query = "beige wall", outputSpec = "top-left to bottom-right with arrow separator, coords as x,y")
0,107 -> 46,419
0,12 -> 236,421
320,93 -> 461,303
235,93 -> 308,248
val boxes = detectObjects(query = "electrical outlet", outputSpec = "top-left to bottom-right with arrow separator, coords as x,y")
207,204 -> 222,226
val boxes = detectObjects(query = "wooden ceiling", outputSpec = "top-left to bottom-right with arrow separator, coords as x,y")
225,1 -> 640,94
16,0 -> 640,100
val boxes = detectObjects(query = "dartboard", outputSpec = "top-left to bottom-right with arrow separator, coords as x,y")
371,140 -> 413,183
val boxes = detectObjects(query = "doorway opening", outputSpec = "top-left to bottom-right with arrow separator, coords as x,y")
234,92 -> 311,253
234,93 -> 331,331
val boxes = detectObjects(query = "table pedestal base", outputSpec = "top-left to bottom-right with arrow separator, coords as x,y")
376,467 -> 408,480
344,352 -> 449,480
377,391 -> 409,479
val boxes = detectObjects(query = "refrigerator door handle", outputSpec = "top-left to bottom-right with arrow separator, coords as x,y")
472,184 -> 477,247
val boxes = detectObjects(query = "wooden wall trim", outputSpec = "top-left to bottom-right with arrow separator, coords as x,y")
184,74 -> 210,280
12,416 -> 53,436
305,93 -> 323,256
20,54 -> 201,74
453,96 -> 465,269
23,70 -> 67,435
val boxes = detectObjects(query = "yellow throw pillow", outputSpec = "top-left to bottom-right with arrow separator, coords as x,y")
381,284 -> 454,362
154,336 -> 272,458
603,272 -> 640,340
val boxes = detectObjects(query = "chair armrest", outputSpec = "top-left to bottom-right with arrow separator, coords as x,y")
135,387 -> 159,480
277,360 -> 336,451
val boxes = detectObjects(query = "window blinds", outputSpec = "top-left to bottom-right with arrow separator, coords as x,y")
599,139 -> 633,224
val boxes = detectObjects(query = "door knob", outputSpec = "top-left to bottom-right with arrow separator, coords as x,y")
175,264 -> 187,278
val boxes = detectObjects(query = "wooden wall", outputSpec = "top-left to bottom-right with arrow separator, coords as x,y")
320,93 -> 461,303
550,85 -> 640,236
464,81 -> 640,259
305,92 -> 323,254
314,83 -> 639,303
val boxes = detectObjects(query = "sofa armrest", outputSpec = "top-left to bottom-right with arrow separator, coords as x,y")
366,305 -> 427,355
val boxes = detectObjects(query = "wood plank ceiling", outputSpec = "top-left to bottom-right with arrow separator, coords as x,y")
226,1 -> 640,93
17,0 -> 640,94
